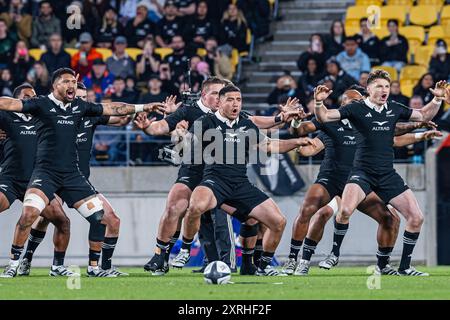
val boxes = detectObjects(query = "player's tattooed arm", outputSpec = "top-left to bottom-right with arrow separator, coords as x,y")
313,85 -> 341,123
101,102 -> 166,116
394,121 -> 437,136
0,97 -> 24,112
133,112 -> 171,136
296,137 -> 325,157
108,115 -> 134,127
410,80 -> 447,122
393,130 -> 443,147
260,136 -> 317,154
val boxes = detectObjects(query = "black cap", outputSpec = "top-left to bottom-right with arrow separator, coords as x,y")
92,58 -> 105,65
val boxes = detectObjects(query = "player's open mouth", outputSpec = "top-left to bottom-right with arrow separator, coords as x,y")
381,93 -> 388,100
67,90 -> 75,99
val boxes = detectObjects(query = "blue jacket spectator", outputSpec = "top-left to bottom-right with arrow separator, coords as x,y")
336,36 -> 371,82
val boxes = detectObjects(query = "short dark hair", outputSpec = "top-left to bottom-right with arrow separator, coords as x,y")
40,1 -> 51,8
114,76 -> 125,82
13,83 -> 34,99
51,68 -> 76,85
387,19 -> 399,27
367,69 -> 391,86
219,84 -> 241,97
77,82 -> 86,90
360,17 -> 368,24
201,76 -> 226,93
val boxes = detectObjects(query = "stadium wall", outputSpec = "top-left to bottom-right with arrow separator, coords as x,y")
0,163 -> 435,267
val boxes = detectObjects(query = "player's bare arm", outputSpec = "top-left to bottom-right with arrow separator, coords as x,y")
313,85 -> 341,123
0,97 -> 24,112
410,81 -> 447,122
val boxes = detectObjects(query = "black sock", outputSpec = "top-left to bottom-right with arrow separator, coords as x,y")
101,237 -> 118,270
376,247 -> 393,269
301,238 -> 317,261
254,239 -> 263,264
165,231 -> 180,263
89,249 -> 101,267
241,247 -> 255,266
288,239 -> 303,260
399,231 -> 420,271
258,251 -> 274,270
11,245 -> 24,261
53,251 -> 65,266
181,236 -> 194,251
332,218 -> 349,257
24,229 -> 46,262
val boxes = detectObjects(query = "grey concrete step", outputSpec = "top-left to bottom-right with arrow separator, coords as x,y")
274,20 -> 330,32
281,0 -> 353,9
281,9 -> 346,20
274,31 -> 317,42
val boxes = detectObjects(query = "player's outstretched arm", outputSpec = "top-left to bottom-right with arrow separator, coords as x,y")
394,121 -> 437,136
107,115 -> 134,127
313,85 -> 341,123
296,137 -> 325,157
260,137 -> 316,154
133,112 -> 171,136
410,81 -> 447,122
101,102 -> 166,116
0,97 -> 24,112
393,130 -> 443,147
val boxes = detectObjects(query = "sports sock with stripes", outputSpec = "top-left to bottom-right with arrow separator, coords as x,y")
181,236 -> 194,251
165,231 -> 180,263
258,251 -> 274,270
11,245 -> 24,261
331,218 -> 349,257
288,239 -> 303,260
241,247 -> 255,267
301,238 -> 317,261
89,249 -> 101,267
101,237 -> 118,270
254,239 -> 263,265
376,246 -> 393,269
53,251 -> 66,266
24,229 -> 46,262
399,231 -> 419,271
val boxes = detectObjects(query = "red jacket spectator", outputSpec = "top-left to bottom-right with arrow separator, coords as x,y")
71,32 -> 103,78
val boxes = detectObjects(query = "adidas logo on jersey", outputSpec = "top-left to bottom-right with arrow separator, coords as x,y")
338,127 -> 344,131
50,108 -> 56,113
365,113 -> 372,117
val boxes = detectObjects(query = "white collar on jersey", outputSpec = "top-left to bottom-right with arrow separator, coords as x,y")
48,93 -> 71,111
215,110 -> 239,128
13,112 -> 32,121
341,118 -> 352,128
364,97 -> 387,113
197,99 -> 213,114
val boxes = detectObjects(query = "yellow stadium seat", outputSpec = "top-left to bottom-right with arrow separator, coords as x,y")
414,45 -> 435,66
400,65 -> 428,86
400,26 -> 425,55
428,25 -> 446,44
409,5 -> 439,26
346,26 -> 360,36
196,48 -> 207,57
64,48 -> 78,57
441,5 -> 450,28
246,29 -> 252,45
372,65 -> 398,81
386,0 -> 414,10
95,48 -> 112,60
400,83 -> 415,97
417,0 -> 444,8
29,48 -> 44,61
380,6 -> 408,26
154,47 -> 173,60
231,49 -> 239,74
125,48 -> 143,60
372,27 -> 390,39
345,6 -> 369,28
355,0 -> 383,5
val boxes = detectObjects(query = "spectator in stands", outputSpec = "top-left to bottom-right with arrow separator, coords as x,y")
213,44 -> 233,80
165,35 -> 190,84
204,37 -> 218,74
136,38 -> 161,82
0,0 -> 32,46
174,0 -> 196,17
106,36 -> 135,79
9,40 -> 34,86
125,75 -> 140,103
155,1 -> 185,48
355,17 -> 380,66
297,57 -> 325,102
219,3 -> 248,53
359,71 -> 369,87
0,19 -> 16,68
119,0 -> 140,22
95,6 -> 124,49
413,72 -> 434,104
86,88 -> 97,102
110,77 -> 135,103
30,1 -> 61,49
0,68 -> 13,96
83,58 -> 115,100
187,1 -> 218,50
237,0 -> 271,42
297,33 -> 326,74
324,20 -> 346,58
267,73 -> 304,105
159,62 -> 179,96
40,33 -> 71,74
380,19 -> 408,73
429,39 -> 450,82
409,95 -> 424,110
323,59 -> 357,104
139,74 -> 169,103
125,1 -> 156,48
336,35 -> 371,82
71,32 -> 103,78
26,61 -> 50,95
388,80 -> 409,106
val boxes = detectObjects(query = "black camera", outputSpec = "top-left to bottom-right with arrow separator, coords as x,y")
158,143 -> 183,166
181,91 -> 201,105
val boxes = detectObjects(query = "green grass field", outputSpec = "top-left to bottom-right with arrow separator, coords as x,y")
0,266 -> 449,300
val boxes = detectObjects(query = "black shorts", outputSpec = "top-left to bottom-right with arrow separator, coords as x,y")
175,164 -> 204,191
199,176 -> 269,222
347,169 -> 409,203
0,176 -> 28,205
314,170 -> 349,199
28,167 -> 96,208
